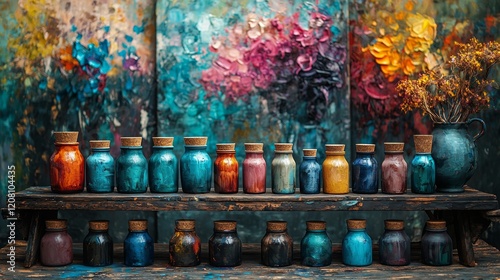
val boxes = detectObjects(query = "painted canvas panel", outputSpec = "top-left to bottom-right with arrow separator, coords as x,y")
156,0 -> 350,182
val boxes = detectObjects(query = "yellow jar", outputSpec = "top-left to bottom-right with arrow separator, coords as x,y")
323,144 -> 349,194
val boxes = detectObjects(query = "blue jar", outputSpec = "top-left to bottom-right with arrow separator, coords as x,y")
299,149 -> 321,194
342,219 -> 372,266
352,144 -> 378,194
181,137 -> 212,194
116,137 -> 148,193
124,220 -> 154,267
86,140 -> 115,193
149,137 -> 178,193
301,221 -> 332,267
272,143 -> 296,194
412,135 -> 436,194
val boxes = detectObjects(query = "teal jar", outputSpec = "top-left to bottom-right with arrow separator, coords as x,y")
412,135 -> 436,194
149,137 -> 178,193
124,220 -> 154,267
116,137 -> 148,193
272,143 -> 296,194
301,221 -> 332,267
342,219 -> 372,266
86,140 -> 115,193
181,137 -> 212,194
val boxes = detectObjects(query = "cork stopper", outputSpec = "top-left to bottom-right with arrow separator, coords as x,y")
214,220 -> 237,232
274,143 -> 293,152
153,137 -> 174,147
216,143 -> 236,152
347,219 -> 366,230
176,219 -> 196,231
90,140 -> 110,149
426,220 -> 447,230
414,135 -> 433,154
245,143 -> 264,152
184,137 -> 208,146
267,221 -> 287,232
325,144 -> 345,152
384,220 -> 405,230
384,142 -> 404,153
128,219 -> 148,231
121,137 -> 142,147
303,149 -> 317,157
45,219 -> 67,230
54,131 -> 79,143
356,144 -> 375,153
306,221 -> 327,231
89,220 -> 109,231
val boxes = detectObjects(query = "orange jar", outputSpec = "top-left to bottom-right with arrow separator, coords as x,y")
50,131 -> 85,193
214,143 -> 239,193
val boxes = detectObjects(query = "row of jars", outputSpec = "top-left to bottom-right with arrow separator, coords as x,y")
50,132 -> 436,194
40,218 -> 453,267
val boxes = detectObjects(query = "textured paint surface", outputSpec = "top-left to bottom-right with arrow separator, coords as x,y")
124,231 -> 154,267
214,152 -> 239,193
169,230 -> 201,267
381,153 -> 407,194
272,153 -> 296,194
379,230 -> 411,266
40,230 -> 73,266
352,153 -> 379,194
300,230 -> 332,267
322,153 -> 349,194
180,146 -> 212,193
209,231 -> 242,267
411,154 -> 436,194
342,229 -> 373,266
261,231 -> 293,267
116,147 -> 148,193
299,156 -> 321,194
83,230 -> 114,267
242,152 -> 267,193
86,148 -> 115,193
148,147 -> 178,193
421,229 -> 453,266
50,144 -> 85,193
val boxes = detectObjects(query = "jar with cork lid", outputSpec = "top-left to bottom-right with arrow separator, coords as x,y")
86,140 -> 115,193
352,144 -> 378,194
149,137 -> 178,193
323,144 -> 349,194
342,219 -> 372,266
181,137 -> 212,193
40,219 -> 73,266
116,137 -> 148,193
299,149 -> 321,194
50,131 -> 84,193
421,220 -> 452,266
300,221 -> 332,267
271,143 -> 296,194
209,220 -> 242,267
381,142 -> 407,194
124,219 -> 154,267
261,221 -> 293,267
169,219 -> 201,267
379,219 -> 411,266
411,135 -> 436,194
83,220 -> 113,267
243,143 -> 266,194
214,143 -> 239,193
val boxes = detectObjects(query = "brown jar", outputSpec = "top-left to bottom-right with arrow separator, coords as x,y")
40,220 -> 73,266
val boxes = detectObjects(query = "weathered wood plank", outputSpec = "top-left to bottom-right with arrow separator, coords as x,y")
455,211 -> 476,267
22,211 -> 57,268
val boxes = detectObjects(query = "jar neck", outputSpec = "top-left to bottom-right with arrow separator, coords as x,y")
426,228 -> 447,232
306,229 -> 326,233
153,146 -> 173,150
129,230 -> 147,233
266,229 -> 287,233
89,229 -> 109,233
356,152 -> 373,158
185,145 -> 207,151
302,156 -> 317,161
175,228 -> 195,233
214,230 -> 237,234
348,228 -> 366,232
384,152 -> 403,156
46,228 -> 67,232
415,152 -> 432,155
217,152 -> 236,158
121,146 -> 143,150
55,144 -> 80,151
91,148 -> 110,153
245,152 -> 264,158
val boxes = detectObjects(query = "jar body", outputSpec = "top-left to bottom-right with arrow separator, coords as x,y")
180,146 -> 212,193
261,230 -> 293,267
379,229 -> 411,266
40,229 -> 73,266
421,229 -> 453,266
323,153 -> 349,194
272,152 -> 296,194
342,229 -> 372,266
124,231 -> 154,267
50,144 -> 85,193
381,153 -> 407,194
83,230 -> 113,267
169,229 -> 201,267
209,231 -> 242,267
86,148 -> 115,193
214,152 -> 239,193
149,147 -> 178,193
116,147 -> 148,193
243,152 -> 266,193
299,157 -> 321,194
411,154 -> 436,194
300,230 -> 332,267
352,153 -> 378,194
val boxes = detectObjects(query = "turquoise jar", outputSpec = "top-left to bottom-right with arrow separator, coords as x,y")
299,149 -> 321,194
421,221 -> 453,266
181,137 -> 212,194
272,143 -> 296,194
149,137 -> 178,193
301,221 -> 332,267
352,144 -> 378,194
412,135 -> 436,194
342,219 -> 372,266
124,220 -> 154,267
86,140 -> 115,193
116,137 -> 148,193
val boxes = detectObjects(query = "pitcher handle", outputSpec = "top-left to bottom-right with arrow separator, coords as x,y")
467,118 -> 486,142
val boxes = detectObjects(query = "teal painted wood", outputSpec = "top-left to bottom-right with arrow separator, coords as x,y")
300,226 -> 332,267
352,152 -> 379,194
86,147 -> 115,193
272,152 -> 296,194
148,146 -> 178,193
116,147 -> 148,193
124,231 -> 154,267
299,156 -> 321,194
411,154 -> 436,194
180,146 -> 212,194
342,229 -> 372,266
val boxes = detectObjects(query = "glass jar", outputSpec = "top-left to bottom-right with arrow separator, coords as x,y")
271,143 -> 296,194
243,143 -> 266,194
261,221 -> 293,267
149,137 -> 178,193
412,135 -> 436,194
352,144 -> 378,194
181,137 -> 212,193
124,220 -> 154,267
381,142 -> 407,194
421,220 -> 453,266
209,220 -> 242,267
342,219 -> 372,266
379,220 -> 411,266
116,137 -> 148,193
40,220 -> 73,266
50,131 -> 84,193
214,143 -> 239,193
86,140 -> 115,193
169,219 -> 201,267
83,220 -> 113,267
300,221 -> 332,267
299,149 -> 321,194
323,144 -> 349,194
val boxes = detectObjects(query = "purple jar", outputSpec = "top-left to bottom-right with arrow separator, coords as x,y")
382,142 -> 407,194
40,220 -> 73,266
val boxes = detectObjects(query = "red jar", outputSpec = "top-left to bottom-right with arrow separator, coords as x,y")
214,143 -> 238,193
381,142 -> 407,194
50,132 -> 84,193
40,220 -> 73,266
243,143 -> 266,194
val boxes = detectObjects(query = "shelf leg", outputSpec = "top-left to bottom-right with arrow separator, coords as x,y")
454,211 -> 476,267
23,210 -> 57,268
